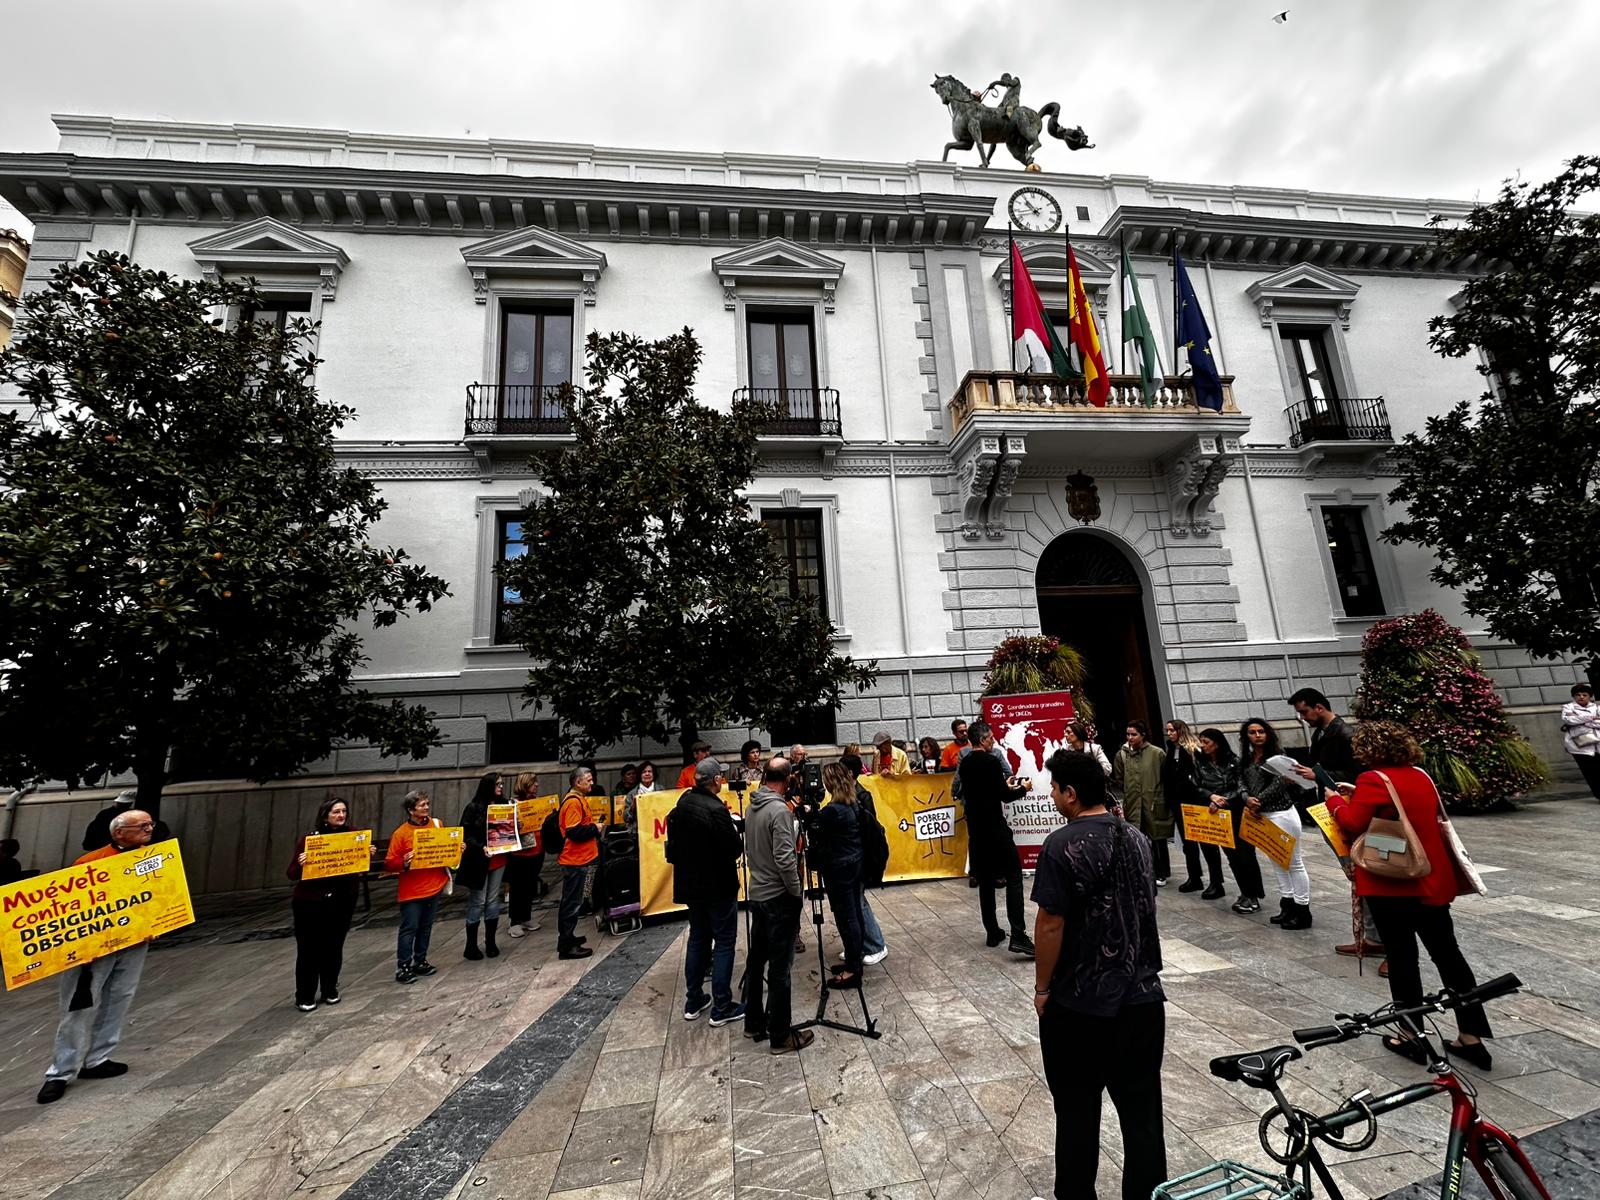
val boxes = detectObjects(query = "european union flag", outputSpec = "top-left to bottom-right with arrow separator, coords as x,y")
1174,251 -> 1224,412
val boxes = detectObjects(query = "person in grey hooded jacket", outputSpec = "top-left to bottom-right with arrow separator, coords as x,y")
742,757 -> 813,1054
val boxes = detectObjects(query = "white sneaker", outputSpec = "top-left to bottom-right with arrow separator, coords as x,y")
864,948 -> 889,965
507,921 -> 541,938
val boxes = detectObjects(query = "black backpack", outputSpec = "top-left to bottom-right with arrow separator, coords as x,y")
541,810 -> 564,858
856,792 -> 890,888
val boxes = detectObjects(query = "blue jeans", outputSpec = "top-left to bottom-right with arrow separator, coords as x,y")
45,943 -> 148,1082
558,864 -> 589,947
861,895 -> 885,956
466,859 -> 506,925
746,893 -> 802,1039
684,895 -> 739,1014
397,895 -> 439,967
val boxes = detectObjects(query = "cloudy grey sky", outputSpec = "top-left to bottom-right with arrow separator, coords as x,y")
2,0 -> 1594,217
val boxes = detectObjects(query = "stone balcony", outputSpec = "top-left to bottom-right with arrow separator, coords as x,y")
945,369 -> 1253,541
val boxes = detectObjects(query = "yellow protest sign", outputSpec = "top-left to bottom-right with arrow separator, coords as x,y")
1,840 -> 195,991
516,795 -> 559,842
411,826 -> 464,870
633,776 -> 970,917
302,830 -> 373,880
1307,802 -> 1351,858
586,796 -> 614,827
1180,805 -> 1236,849
1240,812 -> 1297,872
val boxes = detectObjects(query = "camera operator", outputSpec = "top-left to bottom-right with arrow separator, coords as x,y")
665,758 -> 745,1026
742,757 -> 815,1054
786,744 -> 824,955
959,721 -> 1035,958
838,753 -> 890,966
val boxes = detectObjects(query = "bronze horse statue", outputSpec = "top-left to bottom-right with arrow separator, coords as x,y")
931,73 -> 1093,169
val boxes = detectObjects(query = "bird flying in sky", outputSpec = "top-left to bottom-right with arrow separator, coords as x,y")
1272,10 -> 1289,22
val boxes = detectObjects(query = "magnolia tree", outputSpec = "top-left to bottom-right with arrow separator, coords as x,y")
1353,610 -> 1546,811
0,253 -> 450,813
501,328 -> 876,759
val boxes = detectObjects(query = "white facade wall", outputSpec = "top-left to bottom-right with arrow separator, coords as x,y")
1,116 -> 1587,785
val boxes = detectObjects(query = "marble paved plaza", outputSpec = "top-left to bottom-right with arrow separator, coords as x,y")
4,784 -> 1600,1200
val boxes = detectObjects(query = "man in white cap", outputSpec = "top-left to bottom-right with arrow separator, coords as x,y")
82,790 -> 170,852
38,809 -> 158,1104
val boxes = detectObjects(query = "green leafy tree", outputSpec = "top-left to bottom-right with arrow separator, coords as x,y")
502,328 -> 876,759
1384,157 -> 1600,677
1353,610 -> 1546,811
0,252 -> 450,813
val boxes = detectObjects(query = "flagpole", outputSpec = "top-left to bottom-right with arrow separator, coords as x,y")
1062,211 -> 1071,398
1172,232 -> 1181,392
1009,223 -> 1020,375
1119,229 -> 1127,377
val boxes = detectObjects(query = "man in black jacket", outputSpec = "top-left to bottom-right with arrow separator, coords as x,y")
958,722 -> 1035,957
666,757 -> 746,1026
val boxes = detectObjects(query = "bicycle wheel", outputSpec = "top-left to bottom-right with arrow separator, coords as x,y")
1480,1141 -> 1547,1200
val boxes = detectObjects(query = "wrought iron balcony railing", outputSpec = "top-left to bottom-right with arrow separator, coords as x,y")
464,383 -> 572,436
733,386 -> 843,438
1286,396 -> 1393,447
948,370 -> 1240,434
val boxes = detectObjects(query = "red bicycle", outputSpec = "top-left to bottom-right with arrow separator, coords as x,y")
1156,972 -> 1549,1200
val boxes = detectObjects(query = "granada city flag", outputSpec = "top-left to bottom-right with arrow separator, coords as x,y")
1067,246 -> 1111,407
1009,240 -> 1074,378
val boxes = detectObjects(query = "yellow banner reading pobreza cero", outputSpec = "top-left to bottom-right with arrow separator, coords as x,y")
634,774 -> 969,918
302,830 -> 373,880
1,839 -> 195,991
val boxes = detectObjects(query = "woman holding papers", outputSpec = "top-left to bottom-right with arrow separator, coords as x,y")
1164,720 -> 1224,899
285,796 -> 364,1011
1238,719 -> 1313,930
457,772 -> 509,962
1195,730 -> 1266,915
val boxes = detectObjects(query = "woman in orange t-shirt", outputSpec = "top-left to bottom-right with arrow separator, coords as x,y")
384,790 -> 449,985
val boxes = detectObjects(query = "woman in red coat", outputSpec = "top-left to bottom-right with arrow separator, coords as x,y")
1326,720 -> 1492,1069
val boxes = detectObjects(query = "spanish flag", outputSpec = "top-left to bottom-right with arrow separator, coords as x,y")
1067,246 -> 1110,407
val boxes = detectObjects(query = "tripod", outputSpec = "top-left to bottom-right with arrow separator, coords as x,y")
791,836 -> 880,1041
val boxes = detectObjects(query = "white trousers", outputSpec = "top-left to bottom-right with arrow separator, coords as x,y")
44,942 -> 148,1082
1265,808 -> 1312,906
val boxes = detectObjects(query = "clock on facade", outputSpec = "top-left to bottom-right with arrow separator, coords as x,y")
1008,186 -> 1062,233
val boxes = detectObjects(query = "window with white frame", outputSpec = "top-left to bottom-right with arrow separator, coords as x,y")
1305,492 -> 1401,621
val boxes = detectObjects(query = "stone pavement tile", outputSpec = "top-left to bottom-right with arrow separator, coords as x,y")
549,1100 -> 653,1193
43,1175 -> 149,1200
641,1124 -> 734,1200
814,1099 -> 924,1192
831,1184 -> 933,1200
661,1018 -> 733,1072
1157,1059 -> 1260,1133
439,1150 -> 561,1200
891,1076 -> 985,1140
1160,936 -> 1235,974
548,1185 -> 644,1200
732,1145 -> 831,1198
932,1023 -> 1033,1087
580,1045 -> 664,1111
654,1062 -> 733,1134
1326,1150 -> 1459,1200
301,1059 -> 451,1187
900,988 -> 989,1032
728,1046 -> 810,1117
481,1030 -> 604,1160
799,1036 -> 888,1111
968,1074 -> 1054,1163
1496,1070 -> 1600,1120
733,1106 -> 820,1162
199,1151 -> 305,1200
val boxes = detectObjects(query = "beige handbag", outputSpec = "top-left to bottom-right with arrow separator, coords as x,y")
1351,770 -> 1432,880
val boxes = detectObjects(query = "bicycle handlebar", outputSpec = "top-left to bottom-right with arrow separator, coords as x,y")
1292,973 -> 1521,1047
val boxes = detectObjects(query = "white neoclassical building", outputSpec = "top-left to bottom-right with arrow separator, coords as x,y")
0,114 -> 1583,779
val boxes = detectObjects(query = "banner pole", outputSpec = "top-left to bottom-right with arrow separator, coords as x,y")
1119,229 -> 1127,377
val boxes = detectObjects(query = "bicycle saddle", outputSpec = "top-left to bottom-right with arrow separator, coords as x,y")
1210,1045 -> 1302,1088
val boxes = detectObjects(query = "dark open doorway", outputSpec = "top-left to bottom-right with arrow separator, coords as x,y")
1035,532 -> 1162,754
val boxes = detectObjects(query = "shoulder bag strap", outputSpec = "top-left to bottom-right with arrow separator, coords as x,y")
1372,770 -> 1423,845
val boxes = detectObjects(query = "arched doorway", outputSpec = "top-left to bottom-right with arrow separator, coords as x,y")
1035,532 -> 1162,747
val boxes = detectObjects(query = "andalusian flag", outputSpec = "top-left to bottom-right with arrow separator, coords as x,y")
1067,247 -> 1110,407
1120,246 -> 1162,406
1009,240 -> 1073,377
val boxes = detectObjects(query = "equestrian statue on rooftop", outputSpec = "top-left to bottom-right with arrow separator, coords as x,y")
931,72 -> 1094,170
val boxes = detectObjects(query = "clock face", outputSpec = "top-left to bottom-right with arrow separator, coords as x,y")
1008,186 -> 1062,233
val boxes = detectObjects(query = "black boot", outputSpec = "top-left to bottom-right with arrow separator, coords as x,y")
1270,898 -> 1292,925
484,919 -> 500,959
1282,901 -> 1314,930
464,922 -> 483,960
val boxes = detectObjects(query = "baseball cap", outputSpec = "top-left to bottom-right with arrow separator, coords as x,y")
695,757 -> 725,782
872,731 -> 893,747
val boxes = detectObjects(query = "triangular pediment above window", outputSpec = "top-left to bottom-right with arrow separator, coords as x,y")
1246,262 -> 1361,327
189,217 -> 350,298
459,226 -> 607,304
712,238 -> 844,311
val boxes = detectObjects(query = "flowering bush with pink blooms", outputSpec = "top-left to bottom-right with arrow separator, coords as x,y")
980,635 -> 1095,722
1353,610 -> 1547,810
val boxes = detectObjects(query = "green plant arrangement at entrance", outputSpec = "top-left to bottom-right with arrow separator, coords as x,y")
1352,609 -> 1547,811
979,634 -> 1095,724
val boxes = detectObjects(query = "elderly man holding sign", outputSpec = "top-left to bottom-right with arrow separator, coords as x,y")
35,810 -> 160,1105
